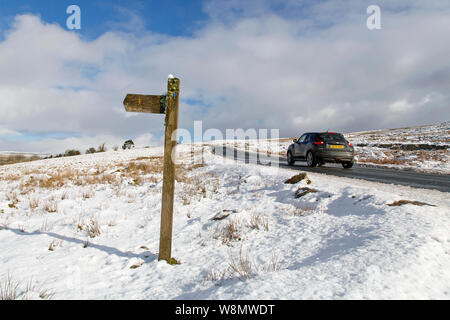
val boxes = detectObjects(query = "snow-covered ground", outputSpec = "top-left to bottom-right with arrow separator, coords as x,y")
0,144 -> 449,299
213,122 -> 450,173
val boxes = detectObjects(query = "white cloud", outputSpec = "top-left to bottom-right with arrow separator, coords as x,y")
1,1 -> 450,153
389,99 -> 412,113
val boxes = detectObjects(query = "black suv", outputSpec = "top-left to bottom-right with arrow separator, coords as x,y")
287,132 -> 355,168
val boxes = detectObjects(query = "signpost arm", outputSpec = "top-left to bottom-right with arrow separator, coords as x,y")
158,77 -> 180,262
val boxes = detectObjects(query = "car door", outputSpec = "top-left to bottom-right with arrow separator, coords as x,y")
293,134 -> 307,158
298,134 -> 311,159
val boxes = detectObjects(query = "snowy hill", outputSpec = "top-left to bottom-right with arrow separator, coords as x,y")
0,143 -> 449,299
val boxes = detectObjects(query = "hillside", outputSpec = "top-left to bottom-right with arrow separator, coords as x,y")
0,144 -> 449,299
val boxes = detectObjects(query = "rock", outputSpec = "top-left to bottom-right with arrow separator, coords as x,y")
295,187 -> 318,198
285,172 -> 311,184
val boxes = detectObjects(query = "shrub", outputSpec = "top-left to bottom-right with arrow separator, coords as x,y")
122,140 -> 135,150
86,147 -> 97,154
64,150 -> 81,157
97,143 -> 107,153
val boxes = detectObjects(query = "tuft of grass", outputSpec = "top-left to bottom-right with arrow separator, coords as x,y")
38,288 -> 55,300
205,249 -> 283,283
81,189 -> 94,200
205,269 -> 228,282
260,253 -> 282,273
0,273 -> 19,300
77,218 -> 102,238
43,199 -> 58,213
292,204 -> 316,216
214,219 -> 242,245
227,246 -> 253,279
48,240 -> 62,251
248,213 -> 269,231
86,218 -> 101,238
29,197 -> 40,210
7,192 -> 19,209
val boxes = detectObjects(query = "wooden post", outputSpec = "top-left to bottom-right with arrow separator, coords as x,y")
158,77 -> 180,262
123,76 -> 180,264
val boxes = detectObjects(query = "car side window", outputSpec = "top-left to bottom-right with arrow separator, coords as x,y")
298,134 -> 307,143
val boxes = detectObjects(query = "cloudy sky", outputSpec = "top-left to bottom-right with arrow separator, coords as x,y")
0,0 -> 449,153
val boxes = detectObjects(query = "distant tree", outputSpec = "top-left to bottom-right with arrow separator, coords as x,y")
86,147 -> 96,154
122,140 -> 135,150
97,143 -> 107,153
65,149 -> 81,157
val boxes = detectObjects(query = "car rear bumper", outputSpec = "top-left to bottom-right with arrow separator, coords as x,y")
317,150 -> 354,163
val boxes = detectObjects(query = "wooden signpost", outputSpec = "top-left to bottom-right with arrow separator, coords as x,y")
123,76 -> 180,263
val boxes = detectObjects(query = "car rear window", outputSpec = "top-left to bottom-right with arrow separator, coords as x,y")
318,133 -> 346,143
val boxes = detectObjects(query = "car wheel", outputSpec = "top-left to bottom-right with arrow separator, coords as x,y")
306,151 -> 317,167
342,161 -> 354,169
287,151 -> 295,165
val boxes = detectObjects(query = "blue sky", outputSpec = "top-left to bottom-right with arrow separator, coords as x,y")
0,0 -> 208,39
0,0 -> 449,153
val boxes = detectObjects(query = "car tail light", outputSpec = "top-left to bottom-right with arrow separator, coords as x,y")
346,140 -> 353,147
313,139 -> 324,145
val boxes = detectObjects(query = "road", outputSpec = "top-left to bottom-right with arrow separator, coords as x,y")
212,146 -> 450,193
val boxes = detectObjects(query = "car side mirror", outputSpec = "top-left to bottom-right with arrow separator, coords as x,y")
293,139 -> 298,144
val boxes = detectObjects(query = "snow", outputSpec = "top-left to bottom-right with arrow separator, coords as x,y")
210,122 -> 450,174
0,144 -> 449,299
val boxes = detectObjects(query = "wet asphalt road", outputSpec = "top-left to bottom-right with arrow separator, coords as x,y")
212,146 -> 450,193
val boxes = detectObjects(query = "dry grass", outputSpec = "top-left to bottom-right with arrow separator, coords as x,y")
81,188 -> 95,200
1,156 -> 167,200
0,154 -> 42,166
356,149 -> 448,166
228,246 -> 253,279
38,288 -> 55,300
39,169 -> 77,188
248,213 -> 269,231
205,269 -> 228,282
28,197 -> 40,210
292,203 -> 316,216
0,274 -> 19,300
48,240 -> 63,251
214,219 -> 242,245
205,248 -> 282,282
43,199 -> 58,213
78,218 -> 102,238
387,200 -> 435,207
40,220 -> 49,232
177,169 -> 219,206
6,192 -> 19,208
